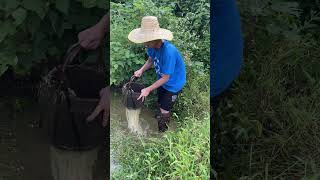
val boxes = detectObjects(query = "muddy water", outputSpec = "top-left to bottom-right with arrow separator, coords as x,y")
110,91 -> 176,176
0,98 -> 107,180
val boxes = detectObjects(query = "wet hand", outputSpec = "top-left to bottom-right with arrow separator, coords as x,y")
134,69 -> 143,77
137,88 -> 150,102
86,87 -> 110,127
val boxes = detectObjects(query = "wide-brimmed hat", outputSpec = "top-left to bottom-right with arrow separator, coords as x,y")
128,16 -> 173,43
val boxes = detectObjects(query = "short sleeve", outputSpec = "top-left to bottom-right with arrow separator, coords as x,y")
147,48 -> 154,60
161,49 -> 176,75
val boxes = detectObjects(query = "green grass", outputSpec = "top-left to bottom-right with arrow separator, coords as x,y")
111,115 -> 210,179
111,68 -> 210,179
215,37 -> 320,179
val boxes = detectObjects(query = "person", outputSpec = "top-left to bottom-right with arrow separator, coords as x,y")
211,0 -> 244,176
78,14 -> 109,50
211,0 -> 243,120
128,16 -> 186,132
77,13 -> 110,127
49,13 -> 110,180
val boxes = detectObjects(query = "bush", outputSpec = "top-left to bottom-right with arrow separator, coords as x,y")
0,0 -> 108,77
110,0 -> 209,86
110,0 -> 174,85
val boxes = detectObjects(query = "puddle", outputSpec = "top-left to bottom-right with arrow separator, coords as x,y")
110,90 -> 176,176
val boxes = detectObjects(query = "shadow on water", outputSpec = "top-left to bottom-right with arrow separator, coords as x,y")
110,90 -> 177,176
0,98 -> 107,180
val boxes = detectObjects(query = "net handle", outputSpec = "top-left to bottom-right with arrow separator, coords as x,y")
61,43 -> 105,73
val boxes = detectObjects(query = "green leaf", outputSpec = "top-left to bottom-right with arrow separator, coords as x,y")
16,43 -> 32,53
56,0 -> 70,15
32,32 -> 48,60
48,10 -> 59,32
48,46 -> 59,56
22,0 -> 46,19
271,2 -> 300,17
0,52 -> 18,76
0,21 -> 16,42
96,0 -> 107,9
16,53 -> 34,71
12,8 -> 27,25
77,0 -> 97,8
62,21 -> 72,29
26,13 -> 41,37
4,0 -> 20,10
0,66 -> 8,76
84,52 -> 100,63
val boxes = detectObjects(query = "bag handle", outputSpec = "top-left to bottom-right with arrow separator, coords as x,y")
61,43 -> 82,72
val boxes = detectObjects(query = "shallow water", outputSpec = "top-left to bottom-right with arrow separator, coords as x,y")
110,91 -> 177,176
0,98 -> 107,180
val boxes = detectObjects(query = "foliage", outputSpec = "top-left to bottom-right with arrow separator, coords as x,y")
0,0 -> 108,77
110,0 -> 210,179
112,115 -> 210,179
110,0 -> 173,85
174,66 -> 209,120
110,0 -> 209,86
215,0 -> 320,179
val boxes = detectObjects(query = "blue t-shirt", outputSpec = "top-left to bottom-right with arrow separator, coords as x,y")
210,0 -> 244,97
147,40 -> 186,93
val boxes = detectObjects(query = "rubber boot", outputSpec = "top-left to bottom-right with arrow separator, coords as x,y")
158,112 -> 170,132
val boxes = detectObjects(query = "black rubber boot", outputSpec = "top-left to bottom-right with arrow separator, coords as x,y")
158,113 -> 170,132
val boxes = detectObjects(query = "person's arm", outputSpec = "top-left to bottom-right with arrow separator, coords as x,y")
137,74 -> 169,101
147,75 -> 169,92
138,49 -> 176,101
140,57 -> 153,72
134,57 -> 153,77
78,12 -> 109,50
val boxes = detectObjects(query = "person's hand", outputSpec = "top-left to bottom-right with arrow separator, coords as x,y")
78,14 -> 109,50
137,87 -> 151,102
134,69 -> 143,77
78,24 -> 105,50
86,87 -> 110,127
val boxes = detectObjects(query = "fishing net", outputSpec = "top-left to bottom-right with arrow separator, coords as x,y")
38,43 -> 107,151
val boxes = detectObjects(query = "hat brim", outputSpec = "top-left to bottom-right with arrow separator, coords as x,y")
128,28 -> 173,43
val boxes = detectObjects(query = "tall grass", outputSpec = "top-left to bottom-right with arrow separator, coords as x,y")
111,68 -> 210,179
112,115 -> 210,179
215,36 -> 320,179
110,0 -> 210,178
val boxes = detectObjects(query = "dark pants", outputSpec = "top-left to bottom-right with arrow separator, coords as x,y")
157,86 -> 179,112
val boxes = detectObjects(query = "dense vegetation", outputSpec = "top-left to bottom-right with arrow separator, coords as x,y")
0,0 -> 108,78
214,0 -> 320,179
110,0 -> 210,179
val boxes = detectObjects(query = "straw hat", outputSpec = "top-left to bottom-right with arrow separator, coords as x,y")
128,16 -> 173,43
